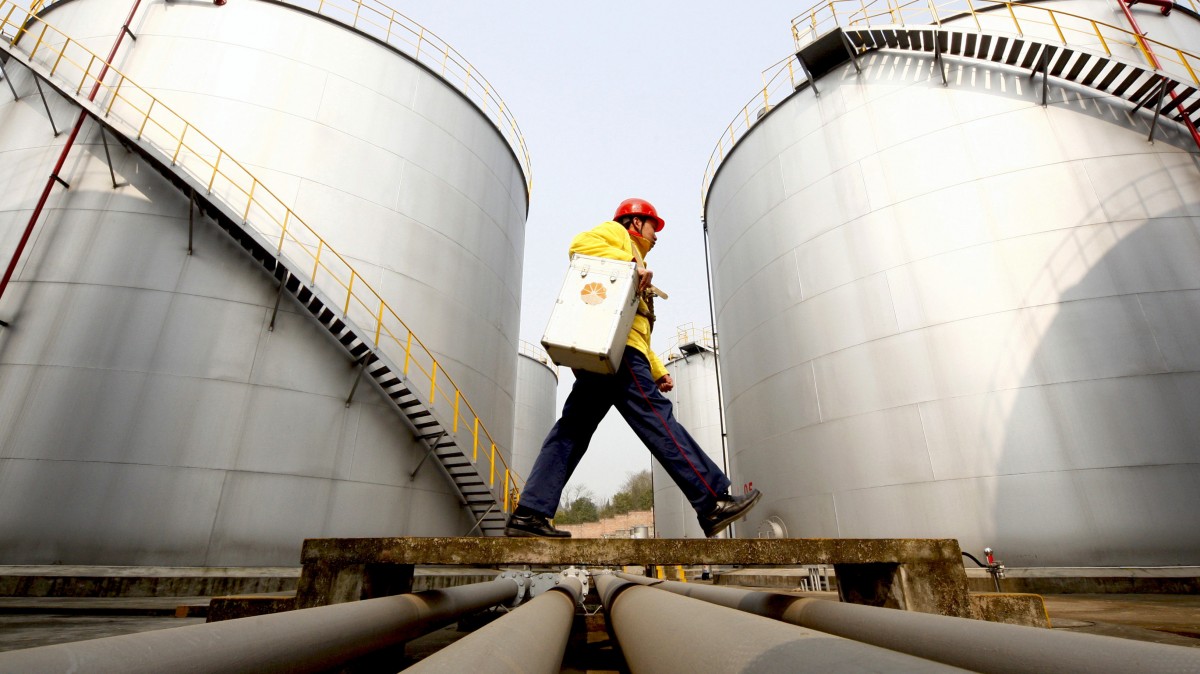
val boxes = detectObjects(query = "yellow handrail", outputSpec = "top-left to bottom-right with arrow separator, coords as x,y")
702,0 -> 1200,212
0,2 -> 524,510
26,0 -> 532,196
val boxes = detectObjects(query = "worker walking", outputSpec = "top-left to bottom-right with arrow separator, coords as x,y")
507,198 -> 761,538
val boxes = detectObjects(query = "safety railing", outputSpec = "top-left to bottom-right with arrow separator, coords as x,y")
702,0 -> 1200,211
24,0 -> 532,195
660,323 -> 716,363
699,52 -> 805,212
0,3 -> 523,507
518,339 -> 557,373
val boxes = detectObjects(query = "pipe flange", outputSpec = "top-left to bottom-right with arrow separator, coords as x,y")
496,571 -> 530,607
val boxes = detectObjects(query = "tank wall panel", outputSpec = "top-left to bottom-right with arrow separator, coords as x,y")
706,14 -> 1200,564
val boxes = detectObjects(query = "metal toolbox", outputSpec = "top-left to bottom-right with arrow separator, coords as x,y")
541,254 -> 639,374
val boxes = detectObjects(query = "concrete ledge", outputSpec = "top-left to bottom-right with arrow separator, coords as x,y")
301,536 -> 965,566
970,593 -> 1050,628
207,594 -> 297,622
0,566 -> 300,598
965,567 -> 1200,594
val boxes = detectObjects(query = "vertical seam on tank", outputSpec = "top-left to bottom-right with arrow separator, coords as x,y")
810,360 -> 823,423
915,401 -> 938,481
1133,292 -> 1170,373
201,471 -> 231,566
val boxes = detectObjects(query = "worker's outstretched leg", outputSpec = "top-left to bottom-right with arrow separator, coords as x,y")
613,350 -> 760,537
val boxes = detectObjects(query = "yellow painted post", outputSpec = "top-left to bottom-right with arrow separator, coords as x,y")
452,391 -> 460,432
1006,2 -> 1023,37
243,180 -> 256,223
676,566 -> 687,582
276,210 -> 291,253
30,23 -> 48,59
374,301 -> 384,346
967,0 -> 981,31
472,417 -> 479,461
172,125 -> 188,165
1049,11 -> 1065,44
403,331 -> 413,376
503,469 -> 510,512
207,150 -> 222,193
136,99 -> 155,139
489,443 -> 496,487
49,40 -> 65,76
429,361 -> 438,405
1133,33 -> 1154,68
1095,24 -> 1111,56
1180,51 -> 1197,86
343,270 -> 355,315
105,75 -> 124,116
311,240 -> 323,283
76,54 -> 94,95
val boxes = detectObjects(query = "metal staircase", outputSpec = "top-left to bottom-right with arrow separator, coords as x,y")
876,27 -> 1194,130
0,12 -> 513,535
796,24 -> 1200,138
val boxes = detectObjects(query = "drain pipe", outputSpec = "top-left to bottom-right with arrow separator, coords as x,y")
593,573 -> 966,673
406,576 -> 583,673
0,579 -> 519,674
613,572 -> 1200,674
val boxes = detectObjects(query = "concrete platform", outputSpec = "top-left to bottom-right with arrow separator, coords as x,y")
297,537 -> 978,618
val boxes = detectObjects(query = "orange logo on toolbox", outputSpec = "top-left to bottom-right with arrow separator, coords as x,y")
580,282 -> 607,305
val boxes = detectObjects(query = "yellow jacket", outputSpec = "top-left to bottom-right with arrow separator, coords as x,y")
569,220 -> 668,382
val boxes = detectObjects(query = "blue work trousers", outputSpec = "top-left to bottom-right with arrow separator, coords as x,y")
519,348 -> 731,518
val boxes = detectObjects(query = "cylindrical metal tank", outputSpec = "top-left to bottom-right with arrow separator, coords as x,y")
512,341 -> 558,482
655,326 -> 726,538
0,0 -> 528,564
705,1 -> 1200,564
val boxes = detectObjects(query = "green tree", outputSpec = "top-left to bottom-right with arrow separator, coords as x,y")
555,496 -> 600,524
554,485 -> 601,524
600,470 -> 653,518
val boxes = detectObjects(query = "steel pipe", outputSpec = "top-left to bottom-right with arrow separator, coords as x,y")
594,574 -> 964,673
405,576 -> 583,673
0,578 -> 519,674
614,573 -> 1200,674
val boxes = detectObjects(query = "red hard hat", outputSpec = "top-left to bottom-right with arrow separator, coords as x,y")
614,198 -> 665,231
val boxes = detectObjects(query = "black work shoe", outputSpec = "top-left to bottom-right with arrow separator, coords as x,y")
505,510 -> 572,538
700,489 -> 762,538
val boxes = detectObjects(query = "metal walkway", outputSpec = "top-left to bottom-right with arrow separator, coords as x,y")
0,6 -> 511,535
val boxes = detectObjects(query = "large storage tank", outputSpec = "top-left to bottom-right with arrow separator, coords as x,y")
512,341 -> 558,481
705,0 -> 1200,565
654,326 -> 726,539
0,0 -> 528,564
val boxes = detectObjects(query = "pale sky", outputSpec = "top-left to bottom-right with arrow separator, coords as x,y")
405,2 -> 802,503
